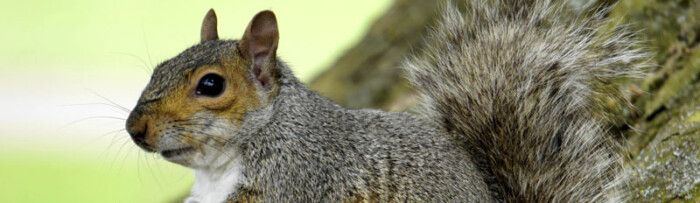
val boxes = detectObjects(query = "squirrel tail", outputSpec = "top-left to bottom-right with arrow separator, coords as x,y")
403,1 -> 647,202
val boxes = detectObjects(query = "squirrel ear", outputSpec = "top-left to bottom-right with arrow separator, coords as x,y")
238,10 -> 279,90
201,9 -> 219,42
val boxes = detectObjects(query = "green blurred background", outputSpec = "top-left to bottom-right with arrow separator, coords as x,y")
0,0 -> 391,202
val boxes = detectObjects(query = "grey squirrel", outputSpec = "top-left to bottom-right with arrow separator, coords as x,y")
125,0 -> 646,202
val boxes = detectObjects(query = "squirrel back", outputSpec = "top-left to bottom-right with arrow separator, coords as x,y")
404,1 -> 646,202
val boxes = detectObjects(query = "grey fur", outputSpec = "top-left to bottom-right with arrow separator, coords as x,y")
232,63 -> 494,201
404,0 -> 646,202
129,0 -> 648,202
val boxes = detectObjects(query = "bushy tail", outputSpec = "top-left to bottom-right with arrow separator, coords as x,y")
403,1 -> 647,202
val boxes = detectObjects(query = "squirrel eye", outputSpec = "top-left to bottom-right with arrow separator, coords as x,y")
195,73 -> 225,97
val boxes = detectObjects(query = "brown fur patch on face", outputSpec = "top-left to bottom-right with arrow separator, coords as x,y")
128,48 -> 265,164
186,57 -> 261,122
150,54 -> 261,145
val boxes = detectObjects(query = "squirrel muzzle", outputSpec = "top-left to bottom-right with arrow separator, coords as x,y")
125,108 -> 156,152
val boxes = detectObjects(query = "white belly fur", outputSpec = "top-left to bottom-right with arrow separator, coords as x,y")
185,157 -> 245,203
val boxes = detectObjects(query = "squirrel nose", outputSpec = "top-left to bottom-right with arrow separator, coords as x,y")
126,113 -> 155,152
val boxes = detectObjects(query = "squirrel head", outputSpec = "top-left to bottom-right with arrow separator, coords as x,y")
125,9 -> 280,168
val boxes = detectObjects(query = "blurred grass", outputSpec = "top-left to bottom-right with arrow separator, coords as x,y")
0,148 -> 191,202
0,0 -> 391,202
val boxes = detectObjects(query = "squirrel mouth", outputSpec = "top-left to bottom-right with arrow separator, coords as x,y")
161,147 -> 195,159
